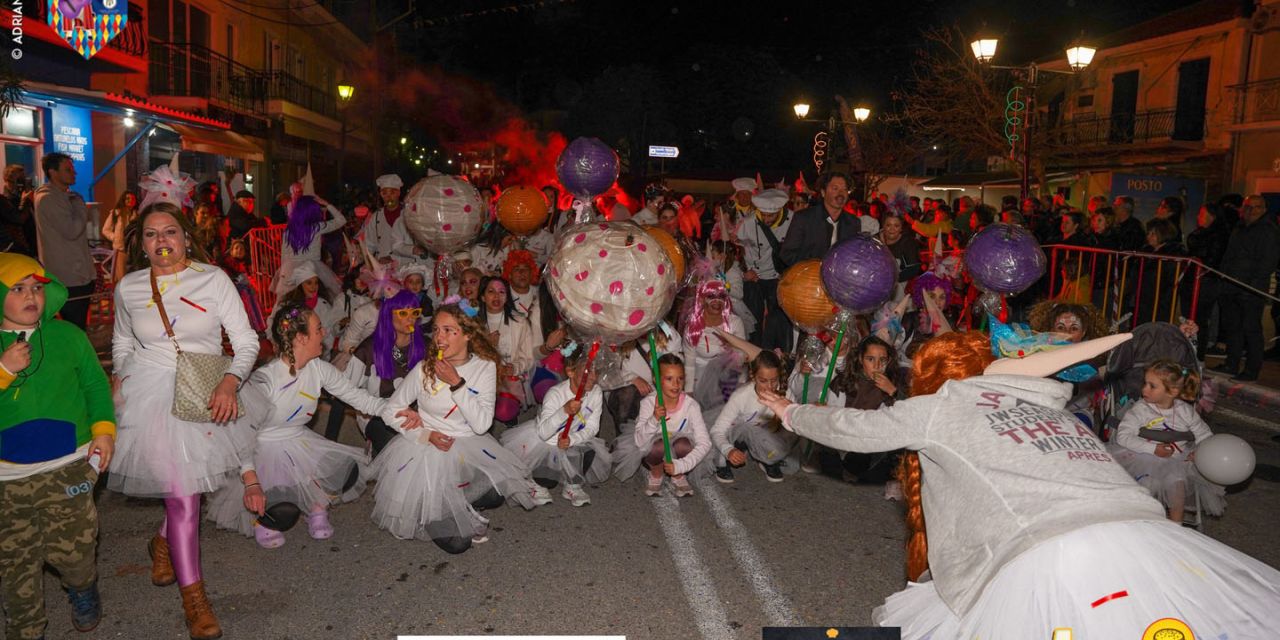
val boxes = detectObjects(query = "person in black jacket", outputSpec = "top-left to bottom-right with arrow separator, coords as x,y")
1213,196 -> 1280,381
1186,203 -> 1231,358
226,190 -> 263,242
778,172 -> 863,267
1111,196 -> 1147,251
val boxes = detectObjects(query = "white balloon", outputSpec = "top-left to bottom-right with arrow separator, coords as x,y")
402,175 -> 487,255
1194,433 -> 1256,486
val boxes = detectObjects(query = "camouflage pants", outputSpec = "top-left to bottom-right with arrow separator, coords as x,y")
0,461 -> 99,640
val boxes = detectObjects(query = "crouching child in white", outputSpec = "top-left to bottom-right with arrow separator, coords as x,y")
501,343 -> 612,506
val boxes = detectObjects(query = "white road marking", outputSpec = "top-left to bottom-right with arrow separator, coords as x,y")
1210,407 -> 1280,434
696,478 -> 803,627
650,491 -> 734,640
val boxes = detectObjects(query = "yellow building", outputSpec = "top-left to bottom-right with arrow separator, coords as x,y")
1229,0 -> 1280,203
1038,0 -> 1255,227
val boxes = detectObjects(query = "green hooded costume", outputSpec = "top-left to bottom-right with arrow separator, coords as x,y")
0,252 -> 115,465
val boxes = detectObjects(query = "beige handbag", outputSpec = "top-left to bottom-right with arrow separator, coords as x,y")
151,270 -> 242,422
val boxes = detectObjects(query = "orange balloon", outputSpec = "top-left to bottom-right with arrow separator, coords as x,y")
496,186 -> 550,236
642,225 -> 686,284
778,260 -> 836,332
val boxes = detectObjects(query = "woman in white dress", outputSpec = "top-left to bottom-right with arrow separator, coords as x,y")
273,195 -> 345,297
476,276 -> 535,425
108,201 -> 258,640
370,303 -> 539,554
681,279 -> 747,424
269,261 -> 342,358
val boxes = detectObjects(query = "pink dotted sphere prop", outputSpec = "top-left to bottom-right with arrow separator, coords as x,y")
402,175 -> 487,255
546,222 -> 678,345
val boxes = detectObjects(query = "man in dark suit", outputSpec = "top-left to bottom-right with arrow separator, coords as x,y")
779,172 -> 862,267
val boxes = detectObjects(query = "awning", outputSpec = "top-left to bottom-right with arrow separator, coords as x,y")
21,83 -> 230,130
168,124 -> 265,162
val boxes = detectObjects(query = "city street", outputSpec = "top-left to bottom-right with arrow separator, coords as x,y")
26,396 -> 1280,640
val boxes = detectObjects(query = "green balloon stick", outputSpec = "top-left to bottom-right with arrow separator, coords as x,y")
648,330 -> 673,463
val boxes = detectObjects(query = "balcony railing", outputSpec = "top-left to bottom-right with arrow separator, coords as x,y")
150,43 -> 340,121
262,71 -> 340,120
150,42 -> 269,116
1229,77 -> 1280,125
1045,108 -> 1206,148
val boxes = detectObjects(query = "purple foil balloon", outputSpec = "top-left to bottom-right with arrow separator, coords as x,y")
556,137 -> 620,198
963,223 -> 1047,295
820,236 -> 898,313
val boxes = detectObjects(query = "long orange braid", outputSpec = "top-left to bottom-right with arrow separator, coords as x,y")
896,331 -> 995,581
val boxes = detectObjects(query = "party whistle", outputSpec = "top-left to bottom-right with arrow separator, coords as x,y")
158,248 -> 172,256
436,348 -> 444,361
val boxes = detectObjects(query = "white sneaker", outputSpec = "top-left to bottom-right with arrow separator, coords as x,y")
562,484 -> 591,507
531,485 -> 553,506
883,480 -> 903,501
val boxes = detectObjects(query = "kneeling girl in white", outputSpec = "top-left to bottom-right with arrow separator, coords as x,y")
711,350 -> 796,483
371,303 -> 539,554
209,303 -> 418,548
613,354 -> 711,498
501,343 -> 612,507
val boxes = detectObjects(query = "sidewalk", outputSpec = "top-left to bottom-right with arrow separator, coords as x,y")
1204,353 -> 1280,410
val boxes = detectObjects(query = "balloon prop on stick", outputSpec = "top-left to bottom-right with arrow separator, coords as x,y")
818,309 -> 857,405
820,236 -> 898,314
963,223 -> 1047,322
546,222 -> 681,460
796,335 -> 826,403
556,137 -> 620,224
496,186 -> 550,237
641,225 -> 688,285
402,174 -> 487,299
1194,434 -> 1256,486
777,260 -> 837,333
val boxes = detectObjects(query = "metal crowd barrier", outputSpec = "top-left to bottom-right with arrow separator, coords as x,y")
247,224 -> 285,314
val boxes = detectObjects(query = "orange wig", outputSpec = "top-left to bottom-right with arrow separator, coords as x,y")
899,331 -> 996,581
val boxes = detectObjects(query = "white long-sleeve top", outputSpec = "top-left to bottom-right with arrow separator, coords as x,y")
510,287 -> 541,341
1113,399 -> 1212,459
360,207 -> 415,260
339,300 -> 380,354
281,204 -> 345,265
620,333 -> 685,387
380,356 -> 496,437
112,262 -> 259,381
486,313 -> 536,375
267,297 -> 343,350
737,213 -> 792,280
784,375 -> 1165,616
240,358 -> 386,444
635,392 -> 711,475
710,383 -> 791,456
682,315 -> 746,391
534,379 -> 604,445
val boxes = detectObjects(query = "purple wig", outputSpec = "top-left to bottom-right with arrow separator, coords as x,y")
285,196 -> 326,254
373,289 -> 426,379
909,271 -> 953,309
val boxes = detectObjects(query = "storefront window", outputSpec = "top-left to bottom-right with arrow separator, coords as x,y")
2,108 -> 40,140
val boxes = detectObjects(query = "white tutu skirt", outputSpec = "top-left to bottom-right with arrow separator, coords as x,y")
207,427 -> 369,536
1108,445 -> 1226,516
716,421 -> 797,470
611,425 -> 712,483
107,364 -> 244,498
874,520 -> 1280,640
499,421 -> 612,486
370,432 -> 538,541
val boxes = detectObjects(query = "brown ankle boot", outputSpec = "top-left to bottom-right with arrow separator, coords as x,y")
148,535 -> 176,586
179,581 -> 222,640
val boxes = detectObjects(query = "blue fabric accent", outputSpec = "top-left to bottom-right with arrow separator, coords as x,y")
0,418 -> 78,463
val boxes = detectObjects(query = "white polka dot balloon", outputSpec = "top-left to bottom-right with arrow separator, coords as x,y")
402,175 -> 487,255
546,222 -> 678,345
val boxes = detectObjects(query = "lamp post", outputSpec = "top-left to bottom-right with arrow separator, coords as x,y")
793,99 -> 872,195
337,82 -> 355,193
969,35 -> 1095,199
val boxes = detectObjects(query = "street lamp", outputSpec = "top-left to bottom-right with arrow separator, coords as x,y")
853,106 -> 871,123
793,102 -> 811,119
337,81 -> 356,191
970,34 -> 1095,199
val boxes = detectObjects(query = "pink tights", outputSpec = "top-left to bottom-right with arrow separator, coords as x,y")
156,495 -> 203,587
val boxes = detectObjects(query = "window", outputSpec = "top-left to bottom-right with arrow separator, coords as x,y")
1,108 -> 39,140
1076,94 -> 1094,108
225,24 -> 236,58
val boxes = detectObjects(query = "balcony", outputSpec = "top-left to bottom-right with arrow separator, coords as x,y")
149,42 -> 268,117
262,71 -> 340,121
1045,108 -> 1206,150
1228,77 -> 1280,127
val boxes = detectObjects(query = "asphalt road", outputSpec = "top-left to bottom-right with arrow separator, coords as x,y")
23,398 -> 1280,640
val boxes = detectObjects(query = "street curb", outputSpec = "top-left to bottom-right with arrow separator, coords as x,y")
1207,371 -> 1280,412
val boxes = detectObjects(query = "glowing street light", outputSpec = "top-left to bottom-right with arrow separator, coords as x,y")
970,38 -> 998,64
337,82 -> 355,102
793,102 -> 811,119
1065,44 -> 1097,71
853,106 -> 871,123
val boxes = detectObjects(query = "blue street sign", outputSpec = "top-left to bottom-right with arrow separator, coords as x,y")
648,145 -> 680,159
